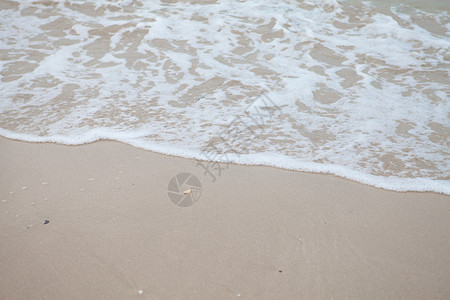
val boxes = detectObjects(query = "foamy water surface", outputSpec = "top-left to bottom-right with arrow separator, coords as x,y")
0,0 -> 449,193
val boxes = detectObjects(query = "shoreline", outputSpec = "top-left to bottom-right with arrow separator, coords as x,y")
0,132 -> 447,195
1,136 -> 449,299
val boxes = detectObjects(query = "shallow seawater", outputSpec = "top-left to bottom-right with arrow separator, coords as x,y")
0,0 -> 449,193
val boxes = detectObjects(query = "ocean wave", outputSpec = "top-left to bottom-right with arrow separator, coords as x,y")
0,0 -> 449,194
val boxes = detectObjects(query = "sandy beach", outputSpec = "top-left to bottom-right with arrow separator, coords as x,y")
1,0 -> 450,299
1,136 -> 449,299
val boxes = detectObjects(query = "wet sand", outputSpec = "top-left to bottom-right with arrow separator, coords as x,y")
1,136 -> 449,299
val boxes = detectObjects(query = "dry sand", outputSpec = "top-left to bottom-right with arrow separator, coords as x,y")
0,136 -> 449,299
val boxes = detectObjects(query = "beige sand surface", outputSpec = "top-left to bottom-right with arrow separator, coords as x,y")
0,137 -> 449,300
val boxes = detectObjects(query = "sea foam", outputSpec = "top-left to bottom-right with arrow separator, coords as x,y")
0,0 -> 449,194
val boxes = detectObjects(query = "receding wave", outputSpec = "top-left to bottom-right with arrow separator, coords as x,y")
0,0 -> 449,194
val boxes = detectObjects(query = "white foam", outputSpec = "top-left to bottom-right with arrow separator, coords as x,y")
0,0 -> 449,194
